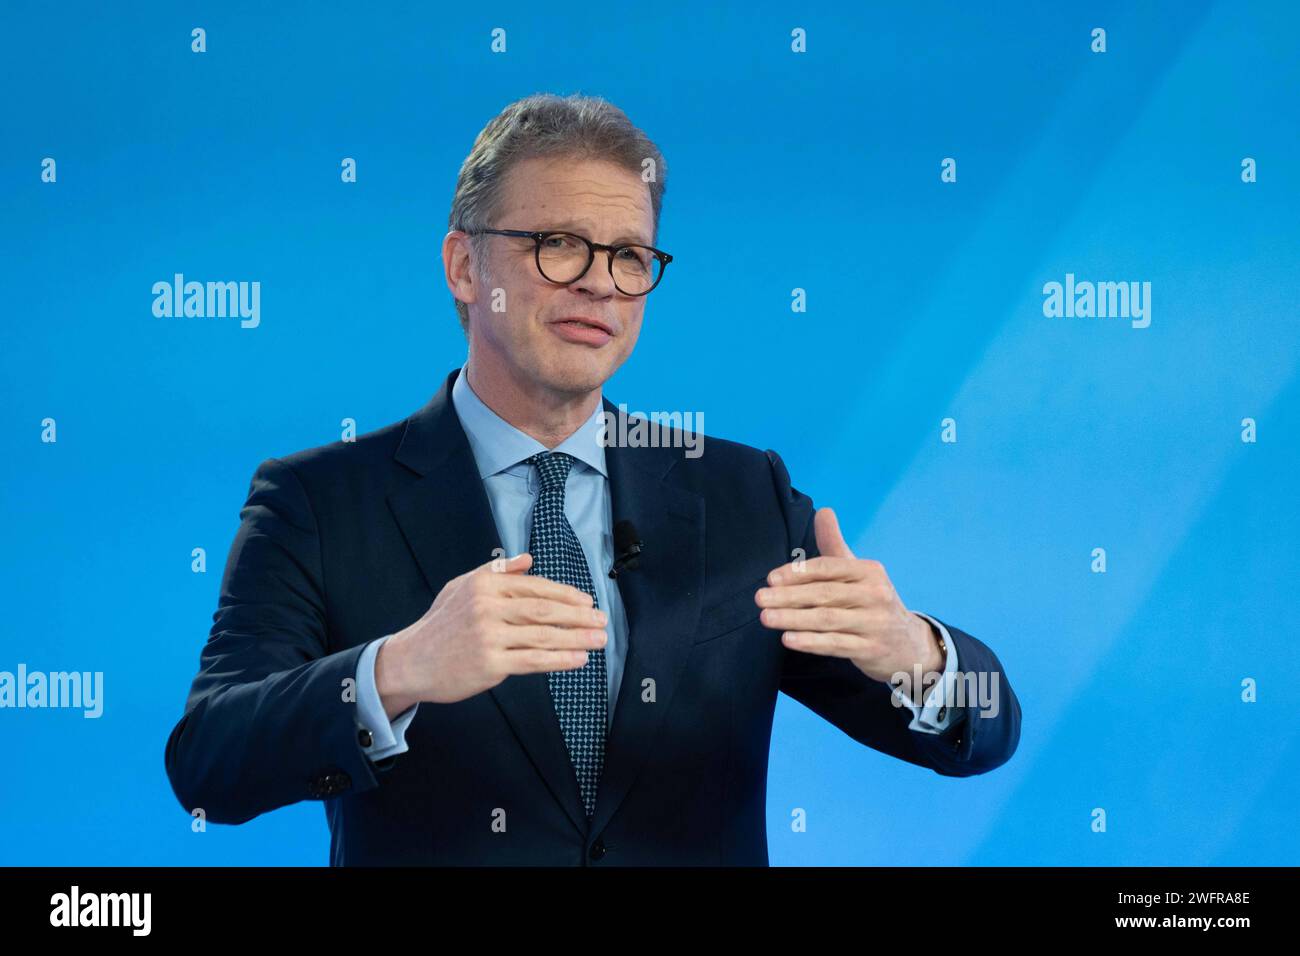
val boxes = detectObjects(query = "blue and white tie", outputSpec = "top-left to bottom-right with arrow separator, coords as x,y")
524,450 -> 607,817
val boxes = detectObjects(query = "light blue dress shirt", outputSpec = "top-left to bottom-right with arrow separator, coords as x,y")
354,363 -> 962,762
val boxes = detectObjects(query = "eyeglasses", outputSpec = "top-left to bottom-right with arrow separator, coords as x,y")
466,228 -> 672,297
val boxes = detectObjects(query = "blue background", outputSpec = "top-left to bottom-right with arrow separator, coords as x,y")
2,0 -> 1296,865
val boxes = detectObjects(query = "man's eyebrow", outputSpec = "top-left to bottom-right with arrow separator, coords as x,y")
543,221 -> 652,246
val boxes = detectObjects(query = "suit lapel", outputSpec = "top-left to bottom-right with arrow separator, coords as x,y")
387,367 -> 587,835
386,371 -> 706,840
588,399 -> 705,838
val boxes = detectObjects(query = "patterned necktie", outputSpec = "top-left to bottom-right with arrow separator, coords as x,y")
524,450 -> 607,818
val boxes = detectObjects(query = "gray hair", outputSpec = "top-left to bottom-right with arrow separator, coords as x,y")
447,92 -> 668,334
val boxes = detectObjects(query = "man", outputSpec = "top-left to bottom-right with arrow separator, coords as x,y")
164,92 -> 1020,866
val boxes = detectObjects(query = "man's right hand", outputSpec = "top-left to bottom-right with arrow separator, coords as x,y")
373,552 -> 607,719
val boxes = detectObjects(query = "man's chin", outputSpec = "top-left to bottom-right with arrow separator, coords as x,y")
537,351 -> 617,396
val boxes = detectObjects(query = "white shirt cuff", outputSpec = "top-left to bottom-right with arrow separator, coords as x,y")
892,612 -> 960,734
355,635 -> 418,760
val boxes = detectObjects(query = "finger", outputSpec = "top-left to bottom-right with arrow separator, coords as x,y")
475,551 -> 532,575
767,555 -> 868,586
500,596 -> 608,629
494,567 -> 596,606
780,631 -> 865,658
498,624 -> 609,651
814,507 -> 856,559
501,648 -> 595,675
755,580 -> 874,609
760,605 -> 863,633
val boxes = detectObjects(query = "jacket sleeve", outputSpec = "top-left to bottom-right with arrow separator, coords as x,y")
767,448 -> 1021,777
164,456 -> 388,824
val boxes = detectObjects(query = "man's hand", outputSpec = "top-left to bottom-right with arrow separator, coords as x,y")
754,507 -> 942,684
374,553 -> 608,718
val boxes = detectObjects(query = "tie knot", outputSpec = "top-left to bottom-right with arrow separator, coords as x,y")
525,450 -> 575,493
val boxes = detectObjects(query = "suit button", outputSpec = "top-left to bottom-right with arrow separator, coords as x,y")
310,768 -> 351,797
589,839 -> 606,861
358,728 -> 373,748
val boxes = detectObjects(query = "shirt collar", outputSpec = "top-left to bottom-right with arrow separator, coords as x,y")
451,361 -> 609,480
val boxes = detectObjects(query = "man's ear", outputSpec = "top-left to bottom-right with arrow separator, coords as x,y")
442,230 -> 481,311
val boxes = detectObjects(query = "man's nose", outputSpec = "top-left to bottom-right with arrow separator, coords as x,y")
568,251 -> 619,298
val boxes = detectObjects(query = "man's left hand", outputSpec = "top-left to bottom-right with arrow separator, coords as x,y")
755,507 -> 942,684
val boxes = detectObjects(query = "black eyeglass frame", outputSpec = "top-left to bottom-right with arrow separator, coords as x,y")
465,228 -> 673,297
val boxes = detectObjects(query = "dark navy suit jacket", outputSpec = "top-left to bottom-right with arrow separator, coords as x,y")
164,366 -> 1020,865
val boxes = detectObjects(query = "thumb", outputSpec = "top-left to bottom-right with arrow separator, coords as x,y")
814,507 -> 856,559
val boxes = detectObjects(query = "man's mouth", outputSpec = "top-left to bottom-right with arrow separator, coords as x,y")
548,316 -> 615,346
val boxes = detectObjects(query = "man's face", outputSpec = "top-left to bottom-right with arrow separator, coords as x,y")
454,155 -> 656,399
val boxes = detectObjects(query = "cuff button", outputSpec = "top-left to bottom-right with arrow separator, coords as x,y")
358,728 -> 373,748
